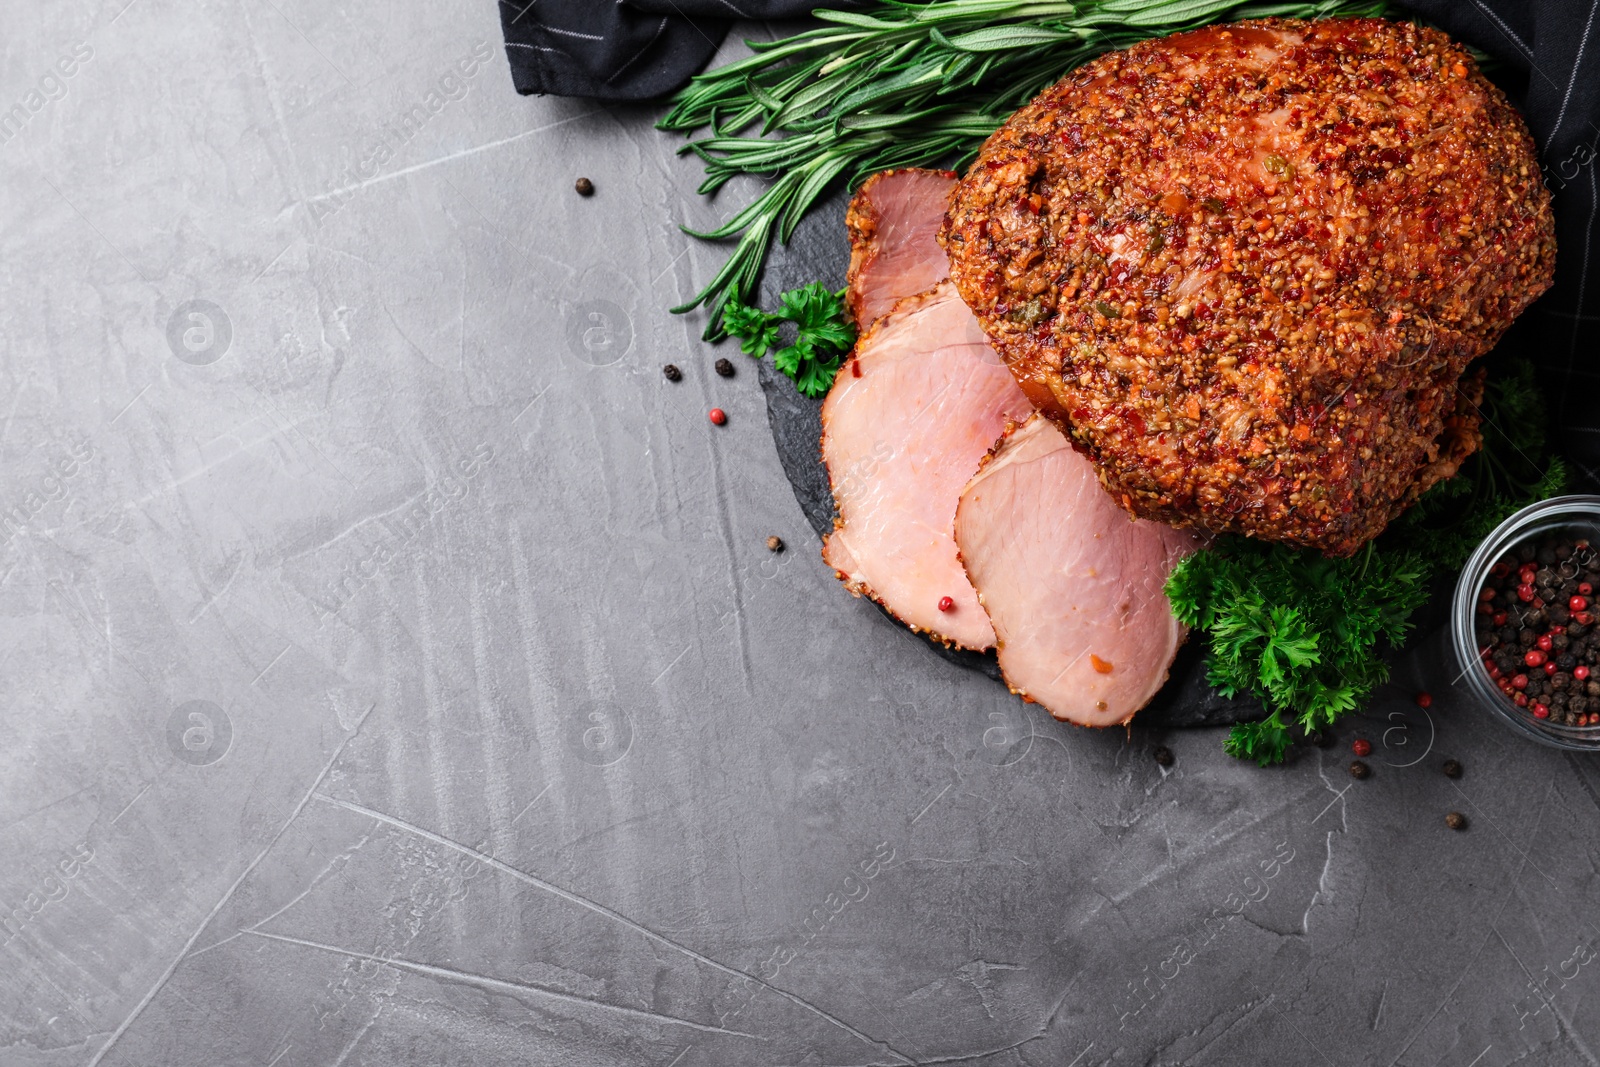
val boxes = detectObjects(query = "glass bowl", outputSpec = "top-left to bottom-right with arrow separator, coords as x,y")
1452,495 -> 1600,751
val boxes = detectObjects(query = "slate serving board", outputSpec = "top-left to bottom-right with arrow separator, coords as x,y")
752,187 -> 1259,728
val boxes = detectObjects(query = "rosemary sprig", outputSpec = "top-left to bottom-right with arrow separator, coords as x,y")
661,0 -> 1393,339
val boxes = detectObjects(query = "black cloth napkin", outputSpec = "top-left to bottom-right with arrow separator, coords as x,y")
497,2 -> 860,100
501,1 -> 1600,483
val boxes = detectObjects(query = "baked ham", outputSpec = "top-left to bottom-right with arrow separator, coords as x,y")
956,415 -> 1200,725
941,18 -> 1556,557
821,282 -> 1032,649
844,168 -> 959,327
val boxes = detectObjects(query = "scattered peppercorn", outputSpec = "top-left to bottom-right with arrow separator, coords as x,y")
663,364 -> 682,382
937,596 -> 955,612
1442,759 -> 1463,779
574,177 -> 595,196
1154,746 -> 1174,767
1415,691 -> 1433,709
709,408 -> 727,425
1349,760 -> 1370,779
1445,811 -> 1467,831
715,357 -> 735,377
1352,738 -> 1372,757
767,535 -> 784,552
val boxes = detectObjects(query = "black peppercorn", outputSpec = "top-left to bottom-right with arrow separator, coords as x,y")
1442,759 -> 1462,779
1349,760 -> 1370,780
1446,812 -> 1467,830
663,364 -> 682,382
715,357 -> 735,378
1154,746 -> 1174,767
574,177 -> 595,196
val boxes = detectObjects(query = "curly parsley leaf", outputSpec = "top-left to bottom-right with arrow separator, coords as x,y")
1169,355 -> 1568,765
722,301 -> 780,357
1223,712 -> 1294,767
723,282 -> 856,399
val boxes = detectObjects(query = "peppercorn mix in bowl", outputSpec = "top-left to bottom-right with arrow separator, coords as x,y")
1453,496 -> 1600,750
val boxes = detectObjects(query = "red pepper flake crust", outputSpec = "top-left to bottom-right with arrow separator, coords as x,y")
940,18 -> 1555,557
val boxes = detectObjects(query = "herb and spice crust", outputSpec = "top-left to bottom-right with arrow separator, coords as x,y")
940,17 -> 1556,557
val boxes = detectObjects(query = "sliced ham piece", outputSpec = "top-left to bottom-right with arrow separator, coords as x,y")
822,282 -> 1032,650
955,415 -> 1199,725
844,168 -> 958,328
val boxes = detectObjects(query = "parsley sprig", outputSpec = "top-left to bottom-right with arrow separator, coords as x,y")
1166,357 -> 1569,765
723,282 -> 857,398
1167,539 -> 1432,765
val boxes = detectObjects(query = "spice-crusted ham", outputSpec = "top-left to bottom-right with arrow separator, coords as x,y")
941,18 -> 1556,557
956,415 -> 1199,725
845,169 -> 959,327
822,281 -> 1032,649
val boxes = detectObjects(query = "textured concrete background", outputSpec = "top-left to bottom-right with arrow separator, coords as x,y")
2,2 -> 1598,1065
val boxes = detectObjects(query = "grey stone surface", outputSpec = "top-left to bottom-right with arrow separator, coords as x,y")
1,4 -> 1597,1066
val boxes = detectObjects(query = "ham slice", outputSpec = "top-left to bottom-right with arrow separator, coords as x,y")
955,415 -> 1199,725
821,282 -> 1032,650
844,168 -> 958,327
